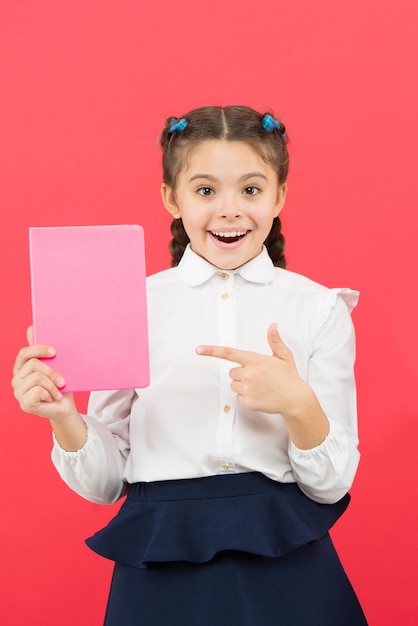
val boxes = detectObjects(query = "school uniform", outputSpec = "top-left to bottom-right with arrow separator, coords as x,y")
52,245 -> 367,624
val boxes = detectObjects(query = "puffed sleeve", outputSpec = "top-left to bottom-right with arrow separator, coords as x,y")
51,389 -> 136,504
288,289 -> 361,504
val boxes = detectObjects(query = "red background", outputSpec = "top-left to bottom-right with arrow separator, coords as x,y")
1,1 -> 417,624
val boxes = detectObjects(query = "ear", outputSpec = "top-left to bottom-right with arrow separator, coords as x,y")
274,183 -> 288,217
161,183 -> 181,219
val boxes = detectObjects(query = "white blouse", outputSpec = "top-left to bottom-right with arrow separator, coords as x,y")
52,245 -> 360,505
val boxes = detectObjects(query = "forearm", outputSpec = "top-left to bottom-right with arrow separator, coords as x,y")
282,383 -> 330,450
51,390 -> 134,504
50,410 -> 88,452
51,414 -> 127,504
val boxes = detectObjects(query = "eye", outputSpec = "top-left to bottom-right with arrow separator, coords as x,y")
197,186 -> 215,196
243,185 -> 261,196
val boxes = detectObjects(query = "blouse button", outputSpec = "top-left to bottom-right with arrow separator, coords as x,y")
223,405 -> 231,413
222,461 -> 230,470
220,272 -> 229,280
221,293 -> 229,299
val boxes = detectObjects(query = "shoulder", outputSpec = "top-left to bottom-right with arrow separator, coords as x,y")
272,267 -> 330,293
270,268 -> 359,329
146,267 -> 179,289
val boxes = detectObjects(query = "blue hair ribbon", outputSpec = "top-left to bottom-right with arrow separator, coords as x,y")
168,117 -> 188,133
262,113 -> 285,135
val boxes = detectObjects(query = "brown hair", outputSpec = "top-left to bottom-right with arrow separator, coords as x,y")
160,105 -> 289,268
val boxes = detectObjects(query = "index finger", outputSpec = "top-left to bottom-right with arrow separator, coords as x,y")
13,344 -> 56,376
195,344 -> 253,365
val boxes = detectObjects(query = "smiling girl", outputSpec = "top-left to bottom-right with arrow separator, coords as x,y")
12,105 -> 367,625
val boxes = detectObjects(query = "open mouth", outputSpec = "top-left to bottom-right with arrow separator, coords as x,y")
211,230 -> 248,244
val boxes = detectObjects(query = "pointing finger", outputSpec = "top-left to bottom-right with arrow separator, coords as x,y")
195,345 -> 253,365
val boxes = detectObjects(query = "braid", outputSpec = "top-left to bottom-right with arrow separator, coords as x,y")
264,217 -> 286,268
170,218 -> 190,267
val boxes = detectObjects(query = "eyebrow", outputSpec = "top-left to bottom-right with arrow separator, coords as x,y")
188,172 -> 269,183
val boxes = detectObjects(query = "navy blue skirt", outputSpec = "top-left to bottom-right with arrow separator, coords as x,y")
86,472 -> 367,625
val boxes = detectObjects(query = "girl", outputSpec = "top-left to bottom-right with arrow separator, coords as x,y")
12,105 -> 368,625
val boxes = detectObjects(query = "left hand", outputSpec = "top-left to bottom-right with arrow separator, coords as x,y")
196,323 -> 310,417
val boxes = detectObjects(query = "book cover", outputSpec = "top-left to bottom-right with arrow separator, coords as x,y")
29,225 -> 149,392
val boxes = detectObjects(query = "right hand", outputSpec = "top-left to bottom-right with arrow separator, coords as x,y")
12,326 -> 77,421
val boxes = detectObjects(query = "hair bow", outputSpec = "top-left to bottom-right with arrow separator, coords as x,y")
168,118 -> 188,134
262,114 -> 285,135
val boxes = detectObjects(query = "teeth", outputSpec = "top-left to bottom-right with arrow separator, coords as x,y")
211,231 -> 247,237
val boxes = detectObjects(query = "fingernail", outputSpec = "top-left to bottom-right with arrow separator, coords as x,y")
195,346 -> 204,355
55,391 -> 63,401
47,347 -> 56,356
56,377 -> 65,388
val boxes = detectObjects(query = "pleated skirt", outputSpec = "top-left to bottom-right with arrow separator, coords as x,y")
86,472 -> 368,625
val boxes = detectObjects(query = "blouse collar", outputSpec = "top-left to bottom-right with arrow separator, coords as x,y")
177,245 -> 276,287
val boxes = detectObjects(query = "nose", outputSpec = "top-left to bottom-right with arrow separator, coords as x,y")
218,195 -> 242,219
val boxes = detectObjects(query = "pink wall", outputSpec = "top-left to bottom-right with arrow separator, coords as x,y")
1,1 -> 417,624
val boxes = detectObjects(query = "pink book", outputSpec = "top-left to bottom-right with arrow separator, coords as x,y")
29,225 -> 149,392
